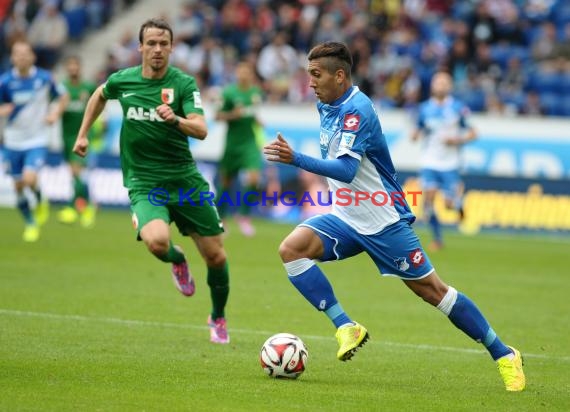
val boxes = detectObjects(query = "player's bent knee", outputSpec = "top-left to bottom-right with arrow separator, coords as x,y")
145,237 -> 170,257
278,239 -> 306,262
204,249 -> 227,268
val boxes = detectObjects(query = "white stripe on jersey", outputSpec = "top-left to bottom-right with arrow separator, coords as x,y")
4,83 -> 51,150
329,153 -> 400,235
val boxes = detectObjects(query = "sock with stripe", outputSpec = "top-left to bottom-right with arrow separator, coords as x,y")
284,258 -> 352,328
438,286 -> 512,360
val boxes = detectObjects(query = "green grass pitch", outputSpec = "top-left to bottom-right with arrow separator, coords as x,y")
1,207 -> 569,411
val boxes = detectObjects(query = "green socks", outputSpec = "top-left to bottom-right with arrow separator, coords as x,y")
208,262 -> 230,319
73,175 -> 90,204
157,242 -> 186,264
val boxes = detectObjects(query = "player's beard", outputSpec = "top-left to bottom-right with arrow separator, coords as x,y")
149,55 -> 166,72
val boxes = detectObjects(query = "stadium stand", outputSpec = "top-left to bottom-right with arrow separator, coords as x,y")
2,0 -> 570,117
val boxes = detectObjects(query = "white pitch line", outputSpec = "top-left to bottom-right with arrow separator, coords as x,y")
1,308 -> 568,362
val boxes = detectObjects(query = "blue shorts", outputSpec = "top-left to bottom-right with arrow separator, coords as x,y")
420,168 -> 461,200
300,214 -> 434,280
5,147 -> 48,179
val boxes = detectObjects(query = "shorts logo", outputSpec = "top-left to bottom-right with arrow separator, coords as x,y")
409,249 -> 425,268
161,88 -> 174,104
394,257 -> 410,271
131,213 -> 139,230
343,114 -> 360,131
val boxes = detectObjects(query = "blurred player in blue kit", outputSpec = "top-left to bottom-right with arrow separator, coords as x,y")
411,71 -> 477,250
0,40 -> 68,242
264,42 -> 525,391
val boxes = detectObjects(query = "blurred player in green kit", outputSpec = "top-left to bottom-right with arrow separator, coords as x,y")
73,18 -> 231,343
58,55 -> 97,227
215,61 -> 264,236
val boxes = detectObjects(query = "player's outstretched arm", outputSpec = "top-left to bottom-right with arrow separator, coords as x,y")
264,133 -> 359,183
73,85 -> 107,157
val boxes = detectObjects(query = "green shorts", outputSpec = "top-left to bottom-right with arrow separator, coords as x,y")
129,175 -> 224,239
219,146 -> 262,177
62,133 -> 88,166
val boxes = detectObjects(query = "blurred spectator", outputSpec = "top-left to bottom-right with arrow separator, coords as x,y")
81,0 -> 570,117
217,0 -> 252,56
188,37 -> 226,88
9,0 -> 41,23
1,7 -> 28,69
171,35 -> 193,74
288,65 -> 312,103
531,21 -> 558,61
26,2 -> 69,69
0,0 -> 11,21
173,1 -> 205,47
471,42 -> 502,94
108,29 -> 139,69
467,2 -> 497,47
524,0 -> 557,23
485,92 -> 506,115
256,31 -> 299,102
444,37 -> 472,92
519,90 -> 546,116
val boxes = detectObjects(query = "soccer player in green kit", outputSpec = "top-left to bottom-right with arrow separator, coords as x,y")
73,18 -> 230,344
58,55 -> 97,228
215,61 -> 264,236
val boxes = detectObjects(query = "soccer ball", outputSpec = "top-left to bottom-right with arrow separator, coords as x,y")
260,333 -> 308,379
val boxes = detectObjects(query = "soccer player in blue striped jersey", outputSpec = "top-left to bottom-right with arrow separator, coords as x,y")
263,42 -> 525,391
411,71 -> 477,250
0,40 -> 68,242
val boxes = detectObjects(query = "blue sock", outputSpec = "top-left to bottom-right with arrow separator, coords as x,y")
325,303 -> 353,328
284,258 -> 352,328
425,204 -> 442,242
439,287 -> 512,360
17,194 -> 34,224
429,212 -> 442,243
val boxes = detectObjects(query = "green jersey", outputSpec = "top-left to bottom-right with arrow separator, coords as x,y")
219,84 -> 263,154
102,66 -> 204,189
61,79 -> 97,140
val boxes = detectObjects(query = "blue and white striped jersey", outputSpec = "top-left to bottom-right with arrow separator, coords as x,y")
318,86 -> 415,235
0,66 -> 66,150
416,96 -> 471,171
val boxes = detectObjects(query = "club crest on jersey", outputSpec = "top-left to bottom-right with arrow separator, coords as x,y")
343,114 -> 360,131
161,88 -> 174,104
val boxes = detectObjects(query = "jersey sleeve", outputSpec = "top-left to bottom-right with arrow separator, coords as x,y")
101,72 -> 120,100
458,101 -> 471,129
181,76 -> 204,116
335,108 -> 370,161
49,74 -> 67,99
416,105 -> 426,129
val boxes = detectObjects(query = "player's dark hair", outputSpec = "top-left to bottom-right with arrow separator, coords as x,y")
307,42 -> 353,79
139,18 -> 173,44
